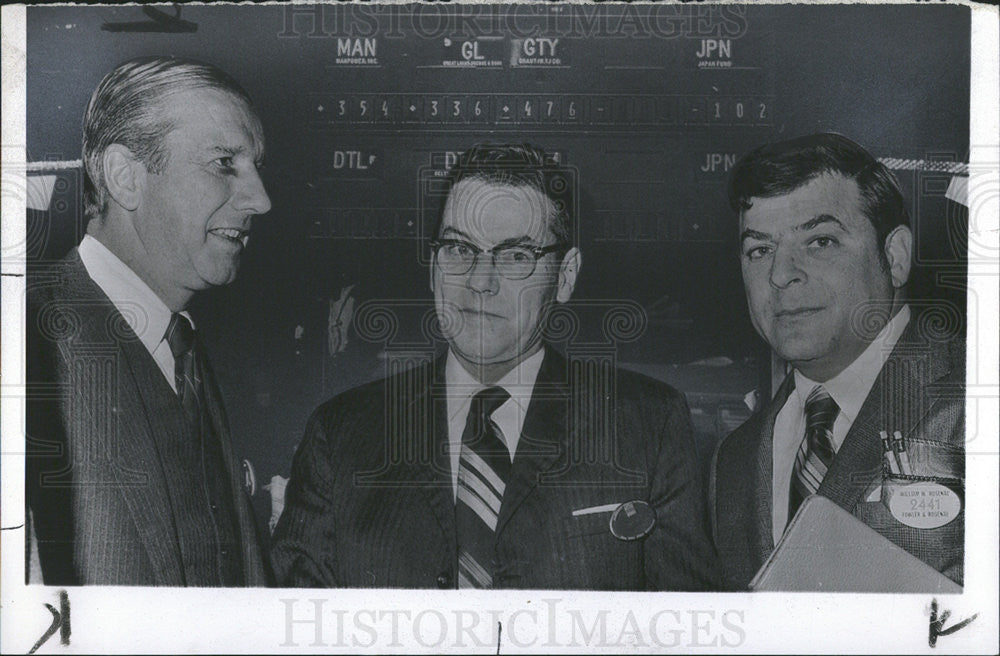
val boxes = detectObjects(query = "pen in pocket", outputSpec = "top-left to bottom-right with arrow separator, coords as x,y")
880,430 -> 901,475
893,430 -> 913,475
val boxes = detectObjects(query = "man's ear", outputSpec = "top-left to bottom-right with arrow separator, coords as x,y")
556,247 -> 581,304
102,144 -> 145,212
884,225 -> 913,289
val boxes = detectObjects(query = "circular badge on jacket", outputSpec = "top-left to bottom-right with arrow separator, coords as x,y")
888,480 -> 961,529
609,500 -> 656,541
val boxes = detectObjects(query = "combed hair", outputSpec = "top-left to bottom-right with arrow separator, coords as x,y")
82,56 -> 254,221
727,132 -> 910,254
438,143 -> 574,245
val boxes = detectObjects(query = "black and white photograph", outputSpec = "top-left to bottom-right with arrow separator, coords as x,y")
1,1 -> 997,653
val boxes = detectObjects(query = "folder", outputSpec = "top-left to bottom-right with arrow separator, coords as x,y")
750,494 -> 962,593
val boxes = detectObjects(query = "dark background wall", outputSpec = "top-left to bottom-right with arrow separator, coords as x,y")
25,4 -> 970,526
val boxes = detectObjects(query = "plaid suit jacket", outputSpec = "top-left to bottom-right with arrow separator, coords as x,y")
710,317 -> 965,590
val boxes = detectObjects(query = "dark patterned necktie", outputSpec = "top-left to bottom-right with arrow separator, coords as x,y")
164,313 -> 244,585
788,385 -> 839,524
165,313 -> 202,424
455,386 -> 511,589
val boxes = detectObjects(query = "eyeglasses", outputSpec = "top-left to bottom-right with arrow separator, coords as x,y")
430,238 -> 568,280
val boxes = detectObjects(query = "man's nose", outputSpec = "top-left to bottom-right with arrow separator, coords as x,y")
466,252 -> 500,295
769,245 -> 805,289
233,167 -> 272,215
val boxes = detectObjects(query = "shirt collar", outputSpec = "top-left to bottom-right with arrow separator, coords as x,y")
78,235 -> 192,352
793,304 -> 911,423
445,347 -> 546,409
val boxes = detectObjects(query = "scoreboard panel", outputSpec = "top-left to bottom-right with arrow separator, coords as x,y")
25,4 -> 970,507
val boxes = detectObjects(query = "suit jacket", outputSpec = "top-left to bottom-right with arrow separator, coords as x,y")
271,347 -> 720,590
710,317 -> 965,590
26,251 -> 269,586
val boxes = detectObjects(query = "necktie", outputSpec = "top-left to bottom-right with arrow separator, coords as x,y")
165,313 -> 201,424
456,386 -> 511,589
164,313 -> 244,583
788,385 -> 839,524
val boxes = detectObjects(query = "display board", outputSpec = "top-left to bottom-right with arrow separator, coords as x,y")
25,4 -> 970,524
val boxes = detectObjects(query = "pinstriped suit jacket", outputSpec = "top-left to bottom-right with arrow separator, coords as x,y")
271,347 -> 721,590
26,251 -> 269,586
710,318 -> 966,590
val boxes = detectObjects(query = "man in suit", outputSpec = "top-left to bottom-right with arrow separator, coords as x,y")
272,144 -> 719,590
26,56 -> 272,585
710,133 -> 965,590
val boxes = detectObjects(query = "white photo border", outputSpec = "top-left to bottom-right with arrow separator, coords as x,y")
2,2 -> 997,653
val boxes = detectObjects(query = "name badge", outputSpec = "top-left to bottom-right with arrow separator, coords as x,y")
609,500 -> 656,541
888,480 -> 961,529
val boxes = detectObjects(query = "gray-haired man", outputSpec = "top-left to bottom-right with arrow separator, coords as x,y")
27,56 -> 272,586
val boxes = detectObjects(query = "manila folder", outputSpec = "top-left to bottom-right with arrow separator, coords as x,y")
749,495 -> 961,593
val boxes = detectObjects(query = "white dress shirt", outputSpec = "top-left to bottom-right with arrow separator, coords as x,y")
771,304 -> 911,543
445,347 -> 545,500
78,235 -> 191,392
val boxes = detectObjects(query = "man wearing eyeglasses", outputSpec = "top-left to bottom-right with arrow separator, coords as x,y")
272,144 -> 719,590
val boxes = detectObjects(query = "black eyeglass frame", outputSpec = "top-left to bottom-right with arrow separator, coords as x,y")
429,238 -> 570,280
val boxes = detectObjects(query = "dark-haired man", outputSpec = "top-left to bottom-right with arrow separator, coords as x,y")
710,133 -> 965,590
27,56 -> 272,585
272,143 -> 719,590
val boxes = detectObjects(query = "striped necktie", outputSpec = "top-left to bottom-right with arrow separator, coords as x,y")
788,385 -> 839,524
165,313 -> 202,425
456,386 -> 511,589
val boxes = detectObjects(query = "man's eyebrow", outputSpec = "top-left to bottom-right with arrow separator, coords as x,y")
207,144 -> 246,157
440,227 -> 473,241
207,143 -> 266,167
439,228 -> 538,248
740,228 -> 771,243
797,214 -> 846,232
740,214 -> 847,243
493,236 -> 537,249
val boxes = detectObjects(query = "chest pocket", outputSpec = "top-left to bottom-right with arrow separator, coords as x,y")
562,511 -> 615,539
855,439 -> 964,585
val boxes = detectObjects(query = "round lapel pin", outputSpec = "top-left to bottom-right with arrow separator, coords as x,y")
609,500 -> 656,541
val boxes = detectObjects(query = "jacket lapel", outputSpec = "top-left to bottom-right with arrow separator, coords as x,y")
200,353 -> 269,585
818,317 -> 952,511
405,356 -> 458,555
495,348 -> 569,538
62,253 -> 186,584
751,373 -> 795,563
